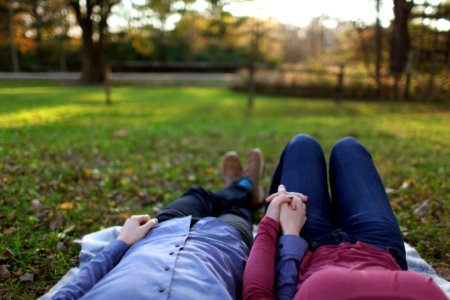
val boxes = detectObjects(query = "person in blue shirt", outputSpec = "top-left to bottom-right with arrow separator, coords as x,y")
52,149 -> 264,300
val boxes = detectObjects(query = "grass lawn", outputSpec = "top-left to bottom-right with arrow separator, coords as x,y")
0,81 -> 449,298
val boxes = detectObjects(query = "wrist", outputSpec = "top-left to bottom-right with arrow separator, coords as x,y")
117,236 -> 132,246
282,229 -> 300,236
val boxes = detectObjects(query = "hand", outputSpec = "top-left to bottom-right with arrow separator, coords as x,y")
265,185 -> 298,222
266,188 -> 308,204
279,198 -> 307,236
117,215 -> 158,246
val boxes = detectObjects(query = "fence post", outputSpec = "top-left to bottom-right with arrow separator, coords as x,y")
335,64 -> 345,103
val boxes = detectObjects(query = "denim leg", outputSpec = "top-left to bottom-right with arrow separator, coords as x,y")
156,186 -> 220,224
156,184 -> 253,249
329,137 -> 407,269
270,134 -> 336,248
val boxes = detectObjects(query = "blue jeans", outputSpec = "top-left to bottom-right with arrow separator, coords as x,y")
269,134 -> 407,270
156,184 -> 254,249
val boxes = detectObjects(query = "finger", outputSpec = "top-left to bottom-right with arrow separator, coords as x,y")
290,192 -> 308,202
273,195 -> 293,207
133,215 -> 150,225
140,218 -> 158,231
278,184 -> 287,194
265,192 -> 279,203
290,200 -> 297,210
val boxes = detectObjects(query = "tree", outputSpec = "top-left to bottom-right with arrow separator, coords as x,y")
69,0 -> 119,84
1,0 -> 21,72
375,0 -> 382,98
390,0 -> 413,100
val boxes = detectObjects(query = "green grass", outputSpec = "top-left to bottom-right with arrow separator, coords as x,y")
0,82 -> 449,298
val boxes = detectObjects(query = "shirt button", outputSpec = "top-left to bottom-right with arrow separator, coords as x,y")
158,287 -> 165,293
169,252 -> 174,255
164,266 -> 170,271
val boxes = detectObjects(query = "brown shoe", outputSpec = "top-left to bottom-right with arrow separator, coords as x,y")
243,148 -> 264,208
222,151 -> 243,188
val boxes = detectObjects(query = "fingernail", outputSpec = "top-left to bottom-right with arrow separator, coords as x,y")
151,218 -> 158,224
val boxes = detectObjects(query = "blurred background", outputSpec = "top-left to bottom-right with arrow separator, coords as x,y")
1,0 -> 449,101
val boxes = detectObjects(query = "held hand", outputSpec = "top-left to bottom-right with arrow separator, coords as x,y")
265,185 -> 301,222
266,188 -> 308,204
279,199 -> 307,236
117,215 -> 158,246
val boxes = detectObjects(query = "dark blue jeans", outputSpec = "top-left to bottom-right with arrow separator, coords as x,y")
156,184 -> 254,249
269,134 -> 407,270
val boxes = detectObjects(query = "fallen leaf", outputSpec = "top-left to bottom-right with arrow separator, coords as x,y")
205,167 -> 217,174
31,199 -> 42,211
28,215 -> 39,224
3,227 -> 16,235
82,218 -> 93,225
413,199 -> 431,216
58,202 -> 75,210
385,187 -> 397,194
118,212 -> 132,220
124,167 -> 134,174
49,213 -> 64,230
152,203 -> 163,213
0,265 -> 10,279
400,178 -> 415,190
1,249 -> 14,259
19,272 -> 34,282
55,242 -> 65,251
112,129 -> 128,138
2,175 -> 14,184
63,225 -> 76,234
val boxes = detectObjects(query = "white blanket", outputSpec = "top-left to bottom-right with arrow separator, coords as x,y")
39,226 -> 450,299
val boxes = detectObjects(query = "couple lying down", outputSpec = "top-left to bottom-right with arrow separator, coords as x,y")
52,134 -> 446,300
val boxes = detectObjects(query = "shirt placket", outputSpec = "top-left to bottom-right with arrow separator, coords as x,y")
156,233 -> 189,299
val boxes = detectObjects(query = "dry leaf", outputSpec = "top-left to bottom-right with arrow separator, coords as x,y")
118,212 -> 132,220
31,199 -> 42,211
112,129 -> 128,138
63,225 -> 76,234
0,265 -> 10,279
400,178 -> 415,190
49,213 -> 64,230
124,167 -> 134,174
3,227 -> 17,235
58,202 -> 75,210
205,167 -> 216,174
19,272 -> 34,282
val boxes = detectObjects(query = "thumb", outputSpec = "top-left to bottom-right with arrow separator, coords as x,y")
141,218 -> 158,231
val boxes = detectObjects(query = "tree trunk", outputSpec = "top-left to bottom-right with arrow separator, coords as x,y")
70,0 -> 112,85
375,0 -> 382,98
8,1 -> 19,73
427,18 -> 439,99
81,37 -> 106,84
390,0 -> 413,100
403,50 -> 413,101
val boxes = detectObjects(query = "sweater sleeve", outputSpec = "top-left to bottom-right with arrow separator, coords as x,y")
275,235 -> 308,300
52,239 -> 129,300
243,216 -> 281,300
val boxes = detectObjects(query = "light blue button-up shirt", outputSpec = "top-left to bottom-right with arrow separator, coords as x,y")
53,216 -> 249,300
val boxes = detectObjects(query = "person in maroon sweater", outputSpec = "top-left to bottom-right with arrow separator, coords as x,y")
244,134 -> 446,300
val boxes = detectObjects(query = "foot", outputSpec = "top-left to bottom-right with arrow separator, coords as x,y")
243,148 -> 264,208
222,151 -> 243,188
